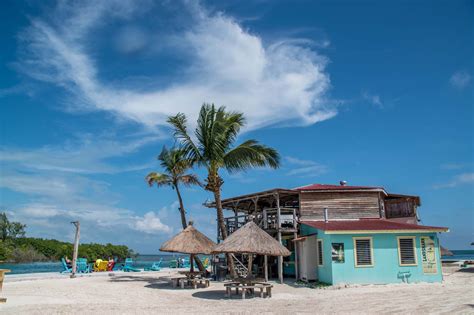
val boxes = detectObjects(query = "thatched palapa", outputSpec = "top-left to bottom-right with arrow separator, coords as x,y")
160,223 -> 216,255
212,221 -> 291,256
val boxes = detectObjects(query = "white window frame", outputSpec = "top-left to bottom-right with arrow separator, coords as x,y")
317,239 -> 324,266
397,236 -> 418,266
353,237 -> 374,268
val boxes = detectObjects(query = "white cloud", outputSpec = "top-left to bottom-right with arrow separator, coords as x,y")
433,172 -> 474,189
362,91 -> 383,107
0,134 -> 159,174
18,0 -> 336,132
132,211 -> 172,234
285,156 -> 328,177
450,70 -> 471,89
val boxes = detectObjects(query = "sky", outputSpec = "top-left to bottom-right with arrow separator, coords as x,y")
0,0 -> 472,253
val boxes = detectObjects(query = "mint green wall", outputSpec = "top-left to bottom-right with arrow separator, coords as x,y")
300,224 -> 443,284
300,224 -> 332,283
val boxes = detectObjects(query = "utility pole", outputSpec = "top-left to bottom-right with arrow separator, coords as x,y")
70,221 -> 80,278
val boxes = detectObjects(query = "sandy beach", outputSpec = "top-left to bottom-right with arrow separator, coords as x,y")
0,266 -> 472,314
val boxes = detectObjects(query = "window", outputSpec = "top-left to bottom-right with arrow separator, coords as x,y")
317,239 -> 324,266
332,243 -> 345,263
353,237 -> 373,267
398,237 -> 417,266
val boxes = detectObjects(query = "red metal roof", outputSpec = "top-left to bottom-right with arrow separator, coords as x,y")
300,219 -> 448,233
294,183 -> 385,191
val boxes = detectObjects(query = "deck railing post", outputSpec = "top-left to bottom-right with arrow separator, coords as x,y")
293,208 -> 298,280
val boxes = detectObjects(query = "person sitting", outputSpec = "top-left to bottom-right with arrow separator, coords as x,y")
107,257 -> 115,271
64,256 -> 72,269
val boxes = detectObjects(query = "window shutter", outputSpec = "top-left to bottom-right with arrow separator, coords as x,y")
317,240 -> 323,265
355,239 -> 372,266
399,238 -> 416,265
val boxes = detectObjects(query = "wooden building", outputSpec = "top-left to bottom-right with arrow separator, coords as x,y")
207,182 -> 442,284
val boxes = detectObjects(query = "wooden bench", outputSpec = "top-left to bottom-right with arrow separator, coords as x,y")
181,277 -> 210,289
224,282 -> 257,299
170,276 -> 187,288
255,283 -> 273,298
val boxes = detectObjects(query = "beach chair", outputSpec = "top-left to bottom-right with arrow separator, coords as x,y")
60,258 -> 72,273
182,258 -> 191,268
94,259 -> 109,272
168,259 -> 178,268
123,258 -> 141,272
144,259 -> 163,271
77,258 -> 91,273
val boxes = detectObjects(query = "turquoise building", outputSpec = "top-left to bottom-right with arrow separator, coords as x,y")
298,220 -> 448,285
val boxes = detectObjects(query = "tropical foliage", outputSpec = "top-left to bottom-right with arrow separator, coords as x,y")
0,213 -> 134,263
168,103 -> 280,274
146,146 -> 200,229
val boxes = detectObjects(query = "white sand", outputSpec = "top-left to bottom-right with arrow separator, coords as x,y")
1,266 -> 473,314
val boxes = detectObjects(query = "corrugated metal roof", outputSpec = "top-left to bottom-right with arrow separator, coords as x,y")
294,183 -> 385,191
300,219 -> 448,233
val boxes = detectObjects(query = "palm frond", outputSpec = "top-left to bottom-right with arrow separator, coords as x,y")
223,139 -> 280,173
179,174 -> 202,187
167,113 -> 201,161
145,172 -> 173,187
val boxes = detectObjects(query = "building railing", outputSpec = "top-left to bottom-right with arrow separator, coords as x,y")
218,207 -> 298,240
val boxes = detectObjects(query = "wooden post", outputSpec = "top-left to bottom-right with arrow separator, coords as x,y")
293,208 -> 298,280
70,221 -> 80,278
263,207 -> 268,281
190,254 -> 194,273
276,193 -> 283,284
0,269 -> 10,303
247,254 -> 253,277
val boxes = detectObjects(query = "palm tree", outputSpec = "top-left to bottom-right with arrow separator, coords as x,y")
168,104 -> 280,275
145,146 -> 200,230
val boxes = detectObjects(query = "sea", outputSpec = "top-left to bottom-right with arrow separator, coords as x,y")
0,254 -> 198,275
1,251 -> 473,275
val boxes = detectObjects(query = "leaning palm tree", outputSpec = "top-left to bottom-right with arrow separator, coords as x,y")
146,146 -> 200,230
168,104 -> 280,275
146,146 -> 207,272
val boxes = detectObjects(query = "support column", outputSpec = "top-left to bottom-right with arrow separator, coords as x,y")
263,207 -> 268,281
293,209 -> 298,280
276,193 -> 283,284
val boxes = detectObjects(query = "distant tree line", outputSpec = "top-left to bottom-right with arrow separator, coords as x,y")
0,212 -> 135,263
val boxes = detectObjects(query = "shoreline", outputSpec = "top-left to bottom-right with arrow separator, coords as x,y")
1,266 -> 472,314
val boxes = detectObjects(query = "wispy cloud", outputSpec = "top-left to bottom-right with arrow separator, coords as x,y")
433,172 -> 474,189
362,90 -> 383,108
285,156 -> 328,177
450,70 -> 471,89
440,163 -> 467,171
0,133 -> 159,174
17,0 -> 336,132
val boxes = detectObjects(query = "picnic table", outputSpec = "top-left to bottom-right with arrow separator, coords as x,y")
170,271 -> 210,289
0,269 -> 10,303
224,277 -> 273,299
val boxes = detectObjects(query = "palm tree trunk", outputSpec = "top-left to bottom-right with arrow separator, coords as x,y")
213,186 -> 237,278
174,183 -> 206,273
174,184 -> 188,230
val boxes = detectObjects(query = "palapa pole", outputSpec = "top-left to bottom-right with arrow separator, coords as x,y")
70,221 -> 80,278
247,254 -> 253,277
190,254 -> 194,273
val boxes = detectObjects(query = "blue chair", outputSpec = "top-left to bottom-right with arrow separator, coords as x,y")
77,258 -> 91,273
144,259 -> 163,271
123,258 -> 141,272
60,258 -> 72,273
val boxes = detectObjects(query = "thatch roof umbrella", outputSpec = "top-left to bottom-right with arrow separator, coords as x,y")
160,222 -> 216,272
440,246 -> 453,256
212,221 -> 291,278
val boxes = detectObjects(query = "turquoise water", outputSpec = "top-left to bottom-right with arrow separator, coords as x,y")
1,251 -> 472,275
0,254 -> 196,275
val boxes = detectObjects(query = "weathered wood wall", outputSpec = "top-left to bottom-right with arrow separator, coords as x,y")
385,199 -> 416,218
299,192 -> 381,220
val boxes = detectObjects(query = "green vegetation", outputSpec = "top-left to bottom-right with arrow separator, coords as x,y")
167,103 -> 281,275
0,212 -> 135,263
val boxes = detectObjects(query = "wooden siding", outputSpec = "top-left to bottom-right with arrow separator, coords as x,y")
299,192 -> 381,220
385,199 -> 417,219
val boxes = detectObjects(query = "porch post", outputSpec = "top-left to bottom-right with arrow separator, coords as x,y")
263,207 -> 268,281
276,193 -> 283,284
293,208 -> 298,280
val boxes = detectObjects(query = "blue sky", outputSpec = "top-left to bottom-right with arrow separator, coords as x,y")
0,0 -> 472,253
